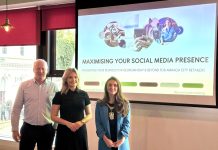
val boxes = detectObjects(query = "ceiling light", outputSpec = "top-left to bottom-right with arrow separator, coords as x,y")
1,0 -> 14,32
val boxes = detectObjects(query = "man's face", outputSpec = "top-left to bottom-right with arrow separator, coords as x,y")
33,61 -> 47,82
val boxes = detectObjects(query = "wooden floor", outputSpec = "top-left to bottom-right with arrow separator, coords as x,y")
0,140 -> 19,150
0,140 -> 55,150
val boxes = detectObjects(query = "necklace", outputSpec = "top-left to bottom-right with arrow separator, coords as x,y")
107,104 -> 115,120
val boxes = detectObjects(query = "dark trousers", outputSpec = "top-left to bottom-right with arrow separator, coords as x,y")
19,122 -> 55,150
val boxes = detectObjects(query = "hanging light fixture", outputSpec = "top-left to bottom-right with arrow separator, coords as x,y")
1,0 -> 13,32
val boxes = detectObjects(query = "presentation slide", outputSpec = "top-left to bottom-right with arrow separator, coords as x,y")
78,0 -> 217,105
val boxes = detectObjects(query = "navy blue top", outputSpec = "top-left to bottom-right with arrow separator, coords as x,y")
52,88 -> 90,150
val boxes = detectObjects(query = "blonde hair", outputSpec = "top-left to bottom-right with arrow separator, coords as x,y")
61,68 -> 79,94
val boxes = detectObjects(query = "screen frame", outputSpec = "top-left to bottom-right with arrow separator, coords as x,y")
76,0 -> 218,108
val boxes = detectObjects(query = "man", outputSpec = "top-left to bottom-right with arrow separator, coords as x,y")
11,59 -> 58,150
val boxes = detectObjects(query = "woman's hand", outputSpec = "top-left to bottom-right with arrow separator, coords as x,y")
114,136 -> 125,147
66,121 -> 83,132
103,135 -> 115,148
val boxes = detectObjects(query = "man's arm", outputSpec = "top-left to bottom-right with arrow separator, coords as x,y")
11,84 -> 24,142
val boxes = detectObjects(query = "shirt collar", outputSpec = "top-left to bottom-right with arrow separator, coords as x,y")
33,78 -> 47,85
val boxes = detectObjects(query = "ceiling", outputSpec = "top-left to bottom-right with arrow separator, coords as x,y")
0,0 -> 75,10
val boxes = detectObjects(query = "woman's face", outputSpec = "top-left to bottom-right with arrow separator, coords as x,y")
107,79 -> 118,96
67,71 -> 78,88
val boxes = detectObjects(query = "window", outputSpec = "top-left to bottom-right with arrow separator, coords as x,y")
0,46 -> 36,140
47,29 -> 76,77
55,29 -> 76,70
2,47 -> 7,54
20,47 -> 25,56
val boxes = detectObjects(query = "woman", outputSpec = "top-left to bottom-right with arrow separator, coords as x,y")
51,68 -> 92,150
95,76 -> 131,150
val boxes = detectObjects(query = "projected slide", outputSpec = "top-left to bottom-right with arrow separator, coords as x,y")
78,1 -> 217,105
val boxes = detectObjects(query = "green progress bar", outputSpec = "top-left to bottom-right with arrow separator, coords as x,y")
182,83 -> 203,88
160,83 -> 180,88
121,82 -> 137,87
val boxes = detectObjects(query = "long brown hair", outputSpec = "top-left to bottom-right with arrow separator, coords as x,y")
61,68 -> 79,94
101,76 -> 129,116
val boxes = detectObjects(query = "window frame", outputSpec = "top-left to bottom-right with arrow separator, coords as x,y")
46,29 -> 76,77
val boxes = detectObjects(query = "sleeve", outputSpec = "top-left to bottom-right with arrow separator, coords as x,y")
120,103 -> 131,138
11,83 -> 24,131
84,91 -> 90,106
95,102 -> 106,138
52,92 -> 61,105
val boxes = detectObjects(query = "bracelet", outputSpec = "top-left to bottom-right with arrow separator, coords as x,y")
81,119 -> 86,124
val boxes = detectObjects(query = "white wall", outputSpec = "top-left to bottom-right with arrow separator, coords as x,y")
1,101 -> 218,150
87,101 -> 218,150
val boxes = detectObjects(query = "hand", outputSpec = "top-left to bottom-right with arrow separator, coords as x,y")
103,135 -> 115,148
66,121 -> 82,132
114,136 -> 125,147
135,35 -> 153,51
74,121 -> 83,130
12,131 -> 20,142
